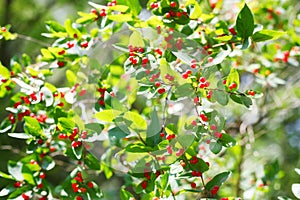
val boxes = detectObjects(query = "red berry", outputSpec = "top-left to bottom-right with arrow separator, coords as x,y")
159,132 -> 165,137
91,8 -> 98,15
67,41 -> 74,48
229,82 -> 237,90
58,133 -> 67,139
176,12 -> 182,17
100,9 -> 106,17
200,113 -> 208,122
158,88 -> 166,94
191,182 -> 197,188
170,1 -> 177,7
40,172 -> 46,179
228,27 -> 237,35
39,196 -> 47,200
141,180 -> 148,189
58,50 -> 66,55
199,77 -> 206,83
165,12 -> 171,19
81,41 -> 89,48
57,61 -> 65,67
37,183 -> 43,189
76,196 -> 84,200
182,73 -> 189,79
49,146 -> 56,152
88,182 -> 94,188
14,181 -> 21,188
72,141 -> 82,148
247,90 -> 255,96
79,89 -> 86,96
38,139 -> 43,145
142,57 -> 148,64
22,193 -> 30,200
1,27 -> 7,32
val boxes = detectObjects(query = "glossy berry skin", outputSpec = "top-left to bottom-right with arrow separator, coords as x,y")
141,180 -> 148,189
158,88 -> 166,94
191,182 -> 197,188
229,82 -> 237,90
170,1 -> 177,7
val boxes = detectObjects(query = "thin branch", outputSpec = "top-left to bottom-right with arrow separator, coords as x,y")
17,34 -> 50,47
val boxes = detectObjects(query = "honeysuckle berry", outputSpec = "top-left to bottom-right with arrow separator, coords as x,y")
158,88 -> 166,94
72,141 -> 82,148
14,181 -> 22,188
199,77 -> 206,83
190,156 -> 198,164
165,12 -> 171,19
1,27 -> 7,32
22,193 -> 30,200
200,113 -> 208,122
167,145 -> 173,154
180,160 -> 186,167
229,82 -> 237,90
49,146 -> 56,152
159,132 -> 165,137
207,90 -> 213,99
58,49 -> 66,55
75,196 -> 84,200
191,120 -> 197,127
67,41 -> 74,48
57,61 -> 65,67
38,139 -> 44,145
37,183 -> 43,189
248,90 -> 255,96
210,185 -> 219,195
80,41 -> 89,48
39,196 -> 47,200
141,180 -> 148,189
191,182 -> 197,188
40,172 -> 46,179
228,27 -> 237,35
176,148 -> 184,157
170,1 -> 177,7
58,133 -> 68,139
88,182 -> 94,188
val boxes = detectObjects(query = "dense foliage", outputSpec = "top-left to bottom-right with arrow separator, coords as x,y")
0,0 -> 299,199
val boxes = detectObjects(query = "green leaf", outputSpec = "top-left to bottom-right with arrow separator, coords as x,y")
219,133 -> 236,147
189,157 -> 209,173
94,110 -> 122,122
120,189 -> 134,200
123,111 -> 147,131
236,4 -> 254,39
213,90 -> 229,106
72,144 -> 84,160
85,152 -> 100,170
76,12 -> 97,24
22,165 -> 35,185
240,95 -> 252,108
117,0 -> 141,16
57,117 -> 75,134
0,171 -> 14,180
129,31 -> 145,48
45,20 -> 66,32
175,83 -> 194,98
146,108 -> 161,147
66,70 -> 77,86
252,30 -> 286,42
108,14 -> 133,22
125,143 -> 152,153
41,156 -> 55,171
8,185 -> 31,199
40,48 -> 55,61
23,117 -> 44,138
64,19 -> 81,38
0,62 -> 10,79
205,171 -> 231,191
8,133 -> 31,139
8,161 -> 23,181
209,142 -> 222,154
108,126 -> 128,147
